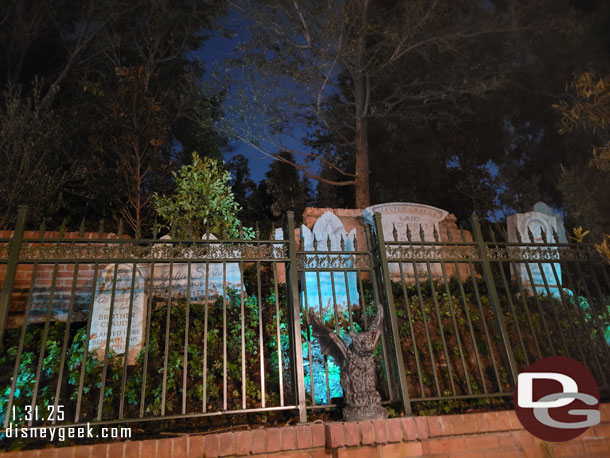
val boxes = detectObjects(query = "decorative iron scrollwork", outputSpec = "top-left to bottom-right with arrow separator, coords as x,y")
485,245 -> 592,262
297,253 -> 371,270
18,240 -> 288,261
385,244 -> 479,261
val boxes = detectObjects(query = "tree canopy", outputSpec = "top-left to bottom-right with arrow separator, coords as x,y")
1,0 -> 610,234
0,0 -> 227,231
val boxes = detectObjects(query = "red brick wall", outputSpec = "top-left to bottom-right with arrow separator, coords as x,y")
4,405 -> 610,457
0,231 -> 122,327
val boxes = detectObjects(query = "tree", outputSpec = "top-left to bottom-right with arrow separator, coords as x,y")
153,152 -> 253,239
0,0 -> 228,229
0,81 -> 70,228
226,0 -> 523,208
554,72 -> 610,171
265,151 -> 314,227
307,0 -> 610,222
86,66 -> 170,233
227,154 -> 257,224
554,71 -> 610,239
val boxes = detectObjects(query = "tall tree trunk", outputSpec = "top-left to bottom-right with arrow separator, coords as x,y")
354,0 -> 370,209
354,116 -> 370,208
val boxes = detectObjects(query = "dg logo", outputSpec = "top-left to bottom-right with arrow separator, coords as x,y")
514,356 -> 600,442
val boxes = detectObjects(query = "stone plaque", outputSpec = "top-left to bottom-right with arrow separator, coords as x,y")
152,234 -> 242,299
89,264 -> 147,365
507,207 -> 566,298
363,202 -> 449,279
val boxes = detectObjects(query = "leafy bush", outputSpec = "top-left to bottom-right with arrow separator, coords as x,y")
153,152 -> 254,239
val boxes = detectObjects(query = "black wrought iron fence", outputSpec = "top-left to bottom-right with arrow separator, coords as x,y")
374,213 -> 610,414
0,207 -> 301,430
0,206 -> 609,432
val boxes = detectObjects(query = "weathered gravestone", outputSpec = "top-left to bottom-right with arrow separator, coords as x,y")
507,202 -> 567,298
363,202 -> 449,280
300,211 -> 360,403
152,234 -> 242,299
300,211 -> 359,319
89,264 -> 147,365
532,201 -> 568,243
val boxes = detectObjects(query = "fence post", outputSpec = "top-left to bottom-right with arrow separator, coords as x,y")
373,212 -> 412,416
471,214 -> 518,386
286,211 -> 307,422
0,205 -> 27,344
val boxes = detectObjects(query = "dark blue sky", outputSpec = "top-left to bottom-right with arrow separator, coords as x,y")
195,14 -> 317,183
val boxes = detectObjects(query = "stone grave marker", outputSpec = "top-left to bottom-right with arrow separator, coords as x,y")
152,234 -> 242,299
300,211 -> 360,403
363,202 -> 449,280
89,264 -> 147,365
507,203 -> 566,298
301,211 -> 359,319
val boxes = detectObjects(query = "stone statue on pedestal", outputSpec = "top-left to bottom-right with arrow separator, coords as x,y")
308,304 -> 388,421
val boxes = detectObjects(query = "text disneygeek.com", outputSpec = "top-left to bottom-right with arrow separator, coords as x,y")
4,423 -> 132,441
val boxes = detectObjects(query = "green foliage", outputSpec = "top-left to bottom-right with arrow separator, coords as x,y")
0,80 -> 68,228
555,71 -> 610,248
0,284 -> 290,428
153,152 -> 254,239
0,0 -> 228,231
554,72 -> 610,171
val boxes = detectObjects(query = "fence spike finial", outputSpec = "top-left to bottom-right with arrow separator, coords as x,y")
515,227 -> 522,243
78,218 -> 86,237
433,226 -> 439,242
255,221 -> 260,239
59,217 -> 68,238
489,227 -> 496,242
459,225 -> 466,242
39,219 -> 47,239
98,219 -> 105,239
406,225 -> 412,242
392,223 -> 398,241
446,226 -> 452,242
118,219 -> 124,238
527,226 -> 535,243
326,234 -> 331,251
340,233 -> 345,250
419,224 -> 425,242
552,227 -> 559,243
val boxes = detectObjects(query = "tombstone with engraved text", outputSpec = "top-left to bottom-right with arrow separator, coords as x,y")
89,264 -> 147,365
151,234 -> 242,300
363,202 -> 449,280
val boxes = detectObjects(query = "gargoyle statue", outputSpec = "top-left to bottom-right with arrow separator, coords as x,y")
308,304 -> 388,421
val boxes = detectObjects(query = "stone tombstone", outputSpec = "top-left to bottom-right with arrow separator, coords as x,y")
300,211 -> 360,403
89,264 -> 147,365
363,202 -> 449,280
300,211 -> 359,320
153,234 -> 242,299
532,201 -> 568,243
507,204 -> 567,298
